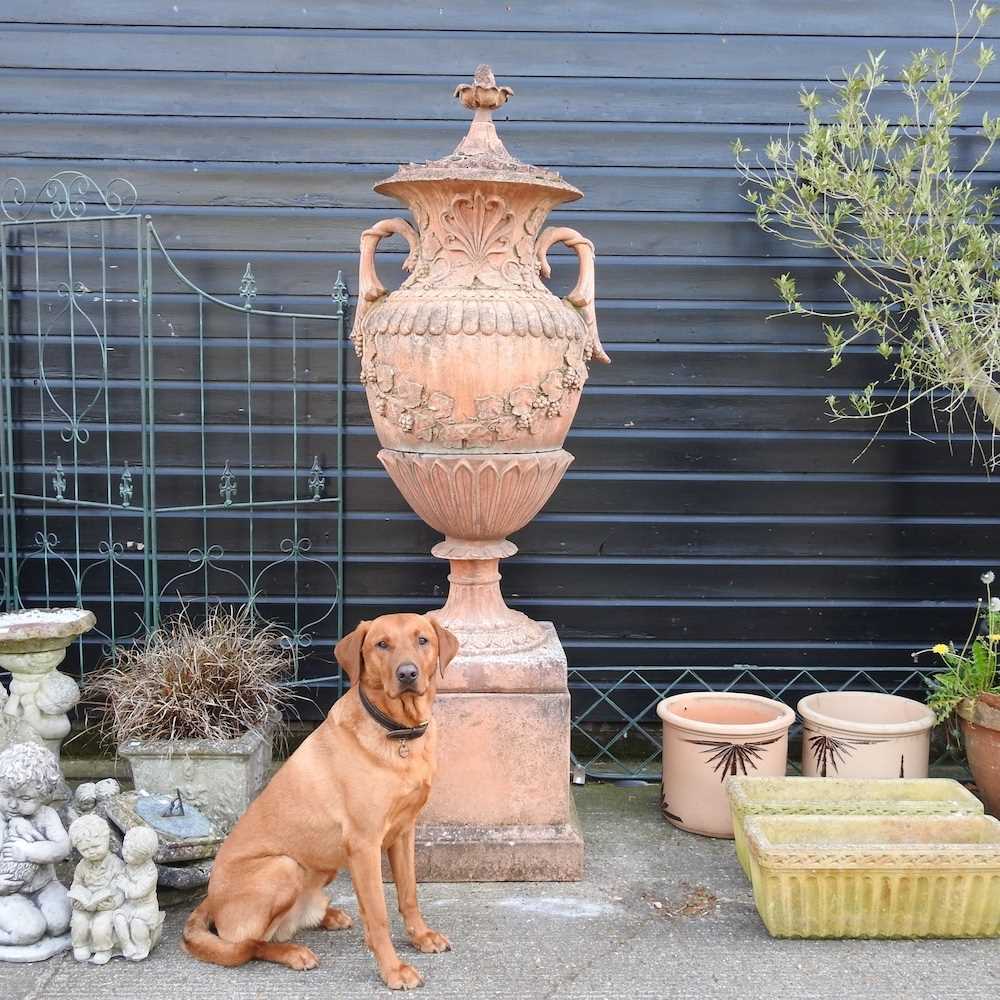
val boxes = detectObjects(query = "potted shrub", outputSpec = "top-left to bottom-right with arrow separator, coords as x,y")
84,605 -> 292,832
924,572 -> 1000,816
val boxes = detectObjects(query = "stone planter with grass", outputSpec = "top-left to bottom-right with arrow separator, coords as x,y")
85,606 -> 290,833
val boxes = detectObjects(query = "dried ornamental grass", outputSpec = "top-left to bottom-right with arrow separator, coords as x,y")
84,605 -> 293,745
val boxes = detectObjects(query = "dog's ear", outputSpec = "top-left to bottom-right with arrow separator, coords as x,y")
334,620 -> 370,687
428,615 -> 459,676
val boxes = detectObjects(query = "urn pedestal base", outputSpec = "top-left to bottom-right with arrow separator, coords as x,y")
405,623 -> 583,882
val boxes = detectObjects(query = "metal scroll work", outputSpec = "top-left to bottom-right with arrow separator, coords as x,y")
0,173 -> 348,691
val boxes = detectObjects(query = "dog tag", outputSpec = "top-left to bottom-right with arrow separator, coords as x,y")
399,739 -> 409,759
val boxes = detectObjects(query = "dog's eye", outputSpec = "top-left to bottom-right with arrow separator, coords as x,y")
376,639 -> 389,650
418,636 -> 429,645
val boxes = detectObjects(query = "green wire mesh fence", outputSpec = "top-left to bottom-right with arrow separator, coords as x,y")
569,664 -> 952,781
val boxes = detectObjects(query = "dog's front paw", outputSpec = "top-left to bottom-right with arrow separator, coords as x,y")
382,961 -> 424,990
410,929 -> 451,954
321,906 -> 353,930
285,944 -> 320,971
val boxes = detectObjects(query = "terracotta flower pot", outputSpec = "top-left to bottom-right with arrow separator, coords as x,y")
657,692 -> 794,838
798,691 -> 934,779
958,694 -> 1000,817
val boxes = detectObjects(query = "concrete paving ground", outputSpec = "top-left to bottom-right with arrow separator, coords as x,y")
3,783 -> 998,1000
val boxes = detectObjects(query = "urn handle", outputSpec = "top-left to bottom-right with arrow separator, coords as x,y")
351,218 -> 419,358
535,227 -> 610,364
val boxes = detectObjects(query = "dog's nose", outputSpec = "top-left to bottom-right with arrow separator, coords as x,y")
396,662 -> 419,686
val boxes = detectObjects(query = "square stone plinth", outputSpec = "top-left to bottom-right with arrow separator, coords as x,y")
411,803 -> 584,882
422,691 -> 572,828
395,623 -> 584,881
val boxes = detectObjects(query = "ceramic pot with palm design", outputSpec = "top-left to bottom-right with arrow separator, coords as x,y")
657,692 -> 794,838
798,691 -> 934,780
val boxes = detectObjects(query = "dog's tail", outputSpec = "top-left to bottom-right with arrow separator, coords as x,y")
182,899 -> 259,968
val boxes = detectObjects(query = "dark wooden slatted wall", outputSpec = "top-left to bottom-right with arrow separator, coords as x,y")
2,2 -> 999,701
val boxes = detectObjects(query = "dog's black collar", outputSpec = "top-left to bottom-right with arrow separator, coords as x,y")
358,685 -> 430,743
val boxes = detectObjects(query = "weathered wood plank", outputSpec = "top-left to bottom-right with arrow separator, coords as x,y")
9,379 -> 959,436
7,420 -> 987,477
0,244 -> 962,302
11,159 -> 999,215
8,206 -> 820,258
4,333 -> 926,390
4,0 -> 993,36
12,547 -> 990,601
12,502 -> 998,559
1,114 -> 993,171
0,26 -> 995,81
6,70 -> 1000,126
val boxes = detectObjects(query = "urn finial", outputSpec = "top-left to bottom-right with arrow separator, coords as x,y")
453,64 -> 513,112
452,65 -> 514,158
373,66 -> 580,201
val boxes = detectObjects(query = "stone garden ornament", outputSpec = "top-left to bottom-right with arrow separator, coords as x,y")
0,743 -> 73,962
0,608 -> 95,757
353,64 -> 609,659
68,816 -> 163,963
351,66 -> 606,878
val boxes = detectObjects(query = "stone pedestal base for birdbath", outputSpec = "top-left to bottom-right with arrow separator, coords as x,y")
0,608 -> 94,757
410,624 -> 583,881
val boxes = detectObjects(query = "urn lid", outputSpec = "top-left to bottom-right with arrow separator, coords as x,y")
374,65 -> 582,203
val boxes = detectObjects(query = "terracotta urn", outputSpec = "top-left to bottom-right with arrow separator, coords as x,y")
657,692 -> 794,838
957,693 -> 1000,817
351,65 -> 609,656
798,691 -> 934,780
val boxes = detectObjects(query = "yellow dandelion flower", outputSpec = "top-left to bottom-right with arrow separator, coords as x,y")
932,643 -> 950,655
990,634 -> 1000,642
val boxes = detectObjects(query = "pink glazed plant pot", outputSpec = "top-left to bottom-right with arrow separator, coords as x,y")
798,691 -> 934,780
657,692 -> 794,838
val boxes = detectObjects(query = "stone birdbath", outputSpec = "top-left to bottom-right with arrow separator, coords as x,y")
0,608 -> 95,756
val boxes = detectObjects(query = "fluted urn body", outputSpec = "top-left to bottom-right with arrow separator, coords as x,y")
352,67 -> 608,656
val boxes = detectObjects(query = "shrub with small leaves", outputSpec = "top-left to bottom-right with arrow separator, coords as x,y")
735,3 -> 1000,465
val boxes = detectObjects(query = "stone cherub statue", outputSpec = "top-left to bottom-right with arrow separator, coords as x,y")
67,814 -> 124,964
65,779 -> 123,853
0,742 -> 72,962
65,782 -> 98,827
5,669 -> 80,755
0,680 -> 43,753
113,827 -> 164,961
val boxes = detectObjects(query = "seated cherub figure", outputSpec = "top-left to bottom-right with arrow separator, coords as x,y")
0,743 -> 72,951
67,814 -> 124,965
113,827 -> 163,961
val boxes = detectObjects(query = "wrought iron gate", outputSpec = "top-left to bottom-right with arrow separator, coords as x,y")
0,173 -> 347,692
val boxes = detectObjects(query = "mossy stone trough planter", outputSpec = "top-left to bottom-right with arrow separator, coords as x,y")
746,813 -> 1000,938
727,776 -> 984,875
119,726 -> 273,833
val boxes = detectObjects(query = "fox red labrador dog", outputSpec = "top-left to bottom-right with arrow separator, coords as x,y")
183,612 -> 459,989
